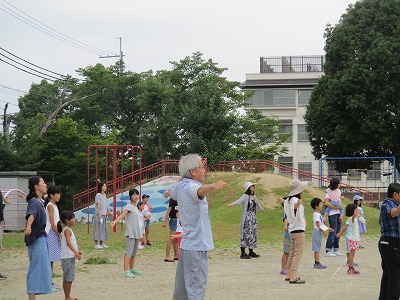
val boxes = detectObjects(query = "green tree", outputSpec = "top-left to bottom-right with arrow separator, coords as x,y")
304,0 -> 400,172
234,109 -> 289,160
38,117 -> 102,208
168,52 -> 248,162
136,71 -> 180,164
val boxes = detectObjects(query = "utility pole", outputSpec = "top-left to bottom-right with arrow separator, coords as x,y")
2,102 -> 11,145
100,37 -> 125,73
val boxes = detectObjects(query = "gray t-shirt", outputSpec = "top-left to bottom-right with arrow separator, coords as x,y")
95,193 -> 108,215
124,203 -> 142,239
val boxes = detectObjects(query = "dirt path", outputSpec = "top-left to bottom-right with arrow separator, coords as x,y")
0,238 -> 381,300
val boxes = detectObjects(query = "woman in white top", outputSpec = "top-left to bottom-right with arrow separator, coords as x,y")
283,179 -> 308,284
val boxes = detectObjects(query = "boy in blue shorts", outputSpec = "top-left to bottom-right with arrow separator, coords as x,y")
311,198 -> 333,269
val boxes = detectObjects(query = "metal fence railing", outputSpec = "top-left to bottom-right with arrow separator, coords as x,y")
211,159 -> 375,206
260,55 -> 325,73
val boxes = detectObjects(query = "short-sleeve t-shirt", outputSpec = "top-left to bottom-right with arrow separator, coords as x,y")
95,193 -> 108,215
313,212 -> 323,230
168,198 -> 178,219
25,197 -> 47,246
124,203 -> 142,239
345,217 -> 360,241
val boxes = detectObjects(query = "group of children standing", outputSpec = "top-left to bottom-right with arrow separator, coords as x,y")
280,177 -> 367,279
24,177 -> 155,299
24,176 -> 80,300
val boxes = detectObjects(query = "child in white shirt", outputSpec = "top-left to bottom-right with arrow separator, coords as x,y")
311,198 -> 333,269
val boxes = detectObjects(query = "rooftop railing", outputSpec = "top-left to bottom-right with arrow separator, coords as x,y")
260,55 -> 325,73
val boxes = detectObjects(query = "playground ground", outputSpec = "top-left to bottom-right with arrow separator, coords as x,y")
0,237 -> 381,300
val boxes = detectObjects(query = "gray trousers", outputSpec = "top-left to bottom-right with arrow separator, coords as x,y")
173,249 -> 208,300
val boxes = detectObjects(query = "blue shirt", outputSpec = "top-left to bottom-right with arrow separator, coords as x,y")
170,178 -> 213,251
345,217 -> 360,241
25,197 -> 47,246
379,197 -> 400,239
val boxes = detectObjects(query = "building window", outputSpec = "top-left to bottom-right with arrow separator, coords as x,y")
298,124 -> 309,142
367,162 -> 381,180
278,156 -> 293,174
273,90 -> 295,106
327,161 -> 340,178
248,89 -> 295,107
298,90 -> 312,107
298,162 -> 312,180
280,120 -> 292,142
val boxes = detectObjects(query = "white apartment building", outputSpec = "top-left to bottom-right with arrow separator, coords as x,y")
240,55 -> 324,179
240,55 -> 396,196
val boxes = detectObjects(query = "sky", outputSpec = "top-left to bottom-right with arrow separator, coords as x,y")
0,0 -> 357,115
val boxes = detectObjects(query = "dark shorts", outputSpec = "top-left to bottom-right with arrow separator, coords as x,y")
169,218 -> 177,232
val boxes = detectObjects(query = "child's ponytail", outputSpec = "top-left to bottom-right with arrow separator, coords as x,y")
26,176 -> 41,202
57,220 -> 62,234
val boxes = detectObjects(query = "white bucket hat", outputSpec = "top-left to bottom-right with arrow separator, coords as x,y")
288,179 -> 308,196
243,182 -> 255,192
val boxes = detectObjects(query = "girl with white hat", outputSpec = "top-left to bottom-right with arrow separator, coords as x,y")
228,182 -> 264,259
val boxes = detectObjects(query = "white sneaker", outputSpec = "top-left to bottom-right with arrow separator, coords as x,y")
325,251 -> 337,257
138,244 -> 145,249
101,243 -> 109,248
94,244 -> 103,249
334,250 -> 343,256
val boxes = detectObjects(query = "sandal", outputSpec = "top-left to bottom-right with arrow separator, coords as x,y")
174,257 -> 179,261
289,278 -> 305,284
164,259 -> 174,262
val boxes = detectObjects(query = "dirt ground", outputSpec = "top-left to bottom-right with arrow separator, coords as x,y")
0,237 -> 381,300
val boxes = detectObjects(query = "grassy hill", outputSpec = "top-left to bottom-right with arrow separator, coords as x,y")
3,172 -> 381,254
205,172 -> 381,251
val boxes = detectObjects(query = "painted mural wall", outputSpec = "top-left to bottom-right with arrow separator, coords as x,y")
74,176 -> 180,224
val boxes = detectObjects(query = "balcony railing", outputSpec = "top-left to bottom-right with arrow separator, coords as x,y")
260,55 -> 325,73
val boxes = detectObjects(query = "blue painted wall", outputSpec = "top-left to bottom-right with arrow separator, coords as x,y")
75,176 -> 180,224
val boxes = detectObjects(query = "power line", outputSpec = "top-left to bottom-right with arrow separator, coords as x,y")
0,4 -> 99,56
0,47 -> 67,78
0,52 -> 61,81
0,1 -> 116,56
0,84 -> 28,94
0,99 -> 19,107
0,47 -> 86,84
0,57 -> 58,82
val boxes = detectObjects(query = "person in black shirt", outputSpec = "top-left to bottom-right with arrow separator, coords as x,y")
162,192 -> 179,262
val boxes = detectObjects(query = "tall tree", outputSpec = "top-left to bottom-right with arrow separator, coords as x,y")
304,0 -> 400,172
234,109 -> 289,160
136,71 -> 180,164
168,52 -> 248,162
38,117 -> 103,208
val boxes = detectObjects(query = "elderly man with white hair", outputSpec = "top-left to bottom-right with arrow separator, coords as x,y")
171,154 -> 227,300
